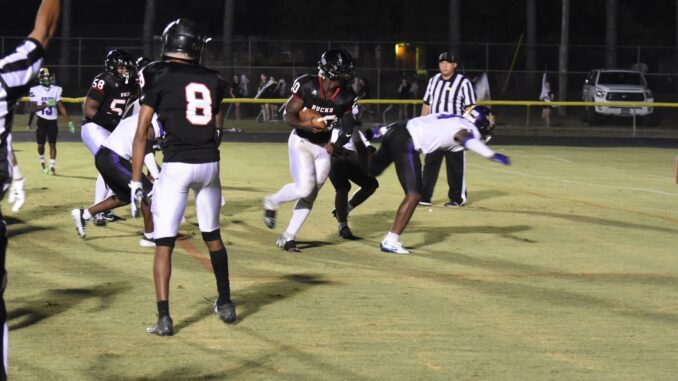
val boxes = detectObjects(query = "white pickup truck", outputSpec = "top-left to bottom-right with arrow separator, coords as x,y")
582,69 -> 654,125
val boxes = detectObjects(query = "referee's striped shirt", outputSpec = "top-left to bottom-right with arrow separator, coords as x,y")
0,38 -> 45,145
423,72 -> 476,115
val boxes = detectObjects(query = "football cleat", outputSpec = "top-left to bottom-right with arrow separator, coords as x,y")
147,315 -> 173,336
276,235 -> 301,253
93,213 -> 106,226
70,208 -> 88,239
338,226 -> 356,240
42,167 -> 49,175
418,200 -> 432,206
49,167 -> 56,176
380,240 -> 410,255
101,211 -> 118,221
444,201 -> 464,208
213,301 -> 237,324
139,235 -> 156,247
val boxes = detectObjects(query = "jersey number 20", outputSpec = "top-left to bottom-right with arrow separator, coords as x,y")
185,83 -> 212,125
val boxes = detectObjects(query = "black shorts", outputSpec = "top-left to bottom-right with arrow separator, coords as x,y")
370,121 -> 422,195
95,146 -> 152,204
330,149 -> 379,191
36,117 -> 58,145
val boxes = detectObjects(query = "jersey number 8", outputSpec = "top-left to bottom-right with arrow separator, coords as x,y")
185,83 -> 212,125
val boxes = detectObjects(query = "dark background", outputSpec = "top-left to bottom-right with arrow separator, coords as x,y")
0,0 -> 673,45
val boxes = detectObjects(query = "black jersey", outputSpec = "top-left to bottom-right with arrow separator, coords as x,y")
289,74 -> 357,145
140,61 -> 227,164
84,72 -> 134,131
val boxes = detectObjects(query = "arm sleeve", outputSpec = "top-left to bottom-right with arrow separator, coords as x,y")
422,76 -> 434,105
462,79 -> 477,107
143,151 -> 160,180
139,67 -> 161,109
0,38 -> 45,91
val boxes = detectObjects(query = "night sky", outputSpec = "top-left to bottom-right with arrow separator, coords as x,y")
1,0 -> 673,46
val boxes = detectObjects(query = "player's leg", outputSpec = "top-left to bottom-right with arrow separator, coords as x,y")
147,163 -> 190,336
345,152 -> 379,212
81,122 -> 112,224
0,145 -> 12,379
381,136 -> 422,254
47,120 -> 57,175
420,150 -> 444,205
278,147 -> 330,252
263,132 -> 316,228
444,150 -> 467,207
329,154 -> 353,238
192,162 -> 235,324
36,119 -> 47,172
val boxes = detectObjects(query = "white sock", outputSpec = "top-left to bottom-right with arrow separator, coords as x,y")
463,138 -> 495,158
83,209 -> 92,220
12,165 -> 22,180
95,174 -> 108,204
269,183 -> 302,206
384,232 -> 400,244
285,207 -> 312,237
49,159 -> 55,168
144,232 -> 154,239
39,154 -> 45,164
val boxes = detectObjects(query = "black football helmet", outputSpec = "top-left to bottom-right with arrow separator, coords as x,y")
318,49 -> 355,82
38,67 -> 54,87
105,49 -> 134,80
463,105 -> 496,141
161,18 -> 210,63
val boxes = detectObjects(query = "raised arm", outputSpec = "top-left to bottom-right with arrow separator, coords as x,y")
27,0 -> 61,49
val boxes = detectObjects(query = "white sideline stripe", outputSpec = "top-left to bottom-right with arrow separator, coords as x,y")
541,155 -> 574,163
470,164 -> 678,197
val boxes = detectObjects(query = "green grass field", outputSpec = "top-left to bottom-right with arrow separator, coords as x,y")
5,141 -> 678,380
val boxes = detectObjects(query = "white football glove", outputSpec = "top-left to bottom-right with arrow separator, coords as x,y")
8,178 -> 25,213
129,180 -> 143,218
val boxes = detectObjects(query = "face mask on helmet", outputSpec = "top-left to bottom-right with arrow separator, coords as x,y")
463,105 -> 496,140
318,49 -> 355,84
105,50 -> 134,83
38,68 -> 53,86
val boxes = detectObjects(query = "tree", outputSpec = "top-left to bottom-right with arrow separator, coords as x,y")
142,0 -> 155,58
558,0 -> 570,116
605,0 -> 617,68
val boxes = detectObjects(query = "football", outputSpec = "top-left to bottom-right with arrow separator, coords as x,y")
299,107 -> 322,122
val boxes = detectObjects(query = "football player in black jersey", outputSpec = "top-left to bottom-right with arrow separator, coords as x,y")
263,49 -> 358,252
81,49 -> 135,226
130,18 -> 235,336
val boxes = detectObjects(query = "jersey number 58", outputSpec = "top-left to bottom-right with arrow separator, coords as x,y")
185,83 -> 212,125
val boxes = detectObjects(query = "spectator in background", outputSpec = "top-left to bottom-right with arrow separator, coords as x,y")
239,73 -> 250,97
353,76 -> 371,116
408,76 -> 420,116
256,73 -> 270,121
397,77 -> 410,119
539,79 -> 554,128
229,74 -> 243,120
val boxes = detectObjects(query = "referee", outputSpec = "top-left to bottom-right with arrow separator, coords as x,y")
0,0 -> 60,378
420,51 -> 476,207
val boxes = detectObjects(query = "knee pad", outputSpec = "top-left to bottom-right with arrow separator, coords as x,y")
155,236 -> 177,248
201,229 -> 222,242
